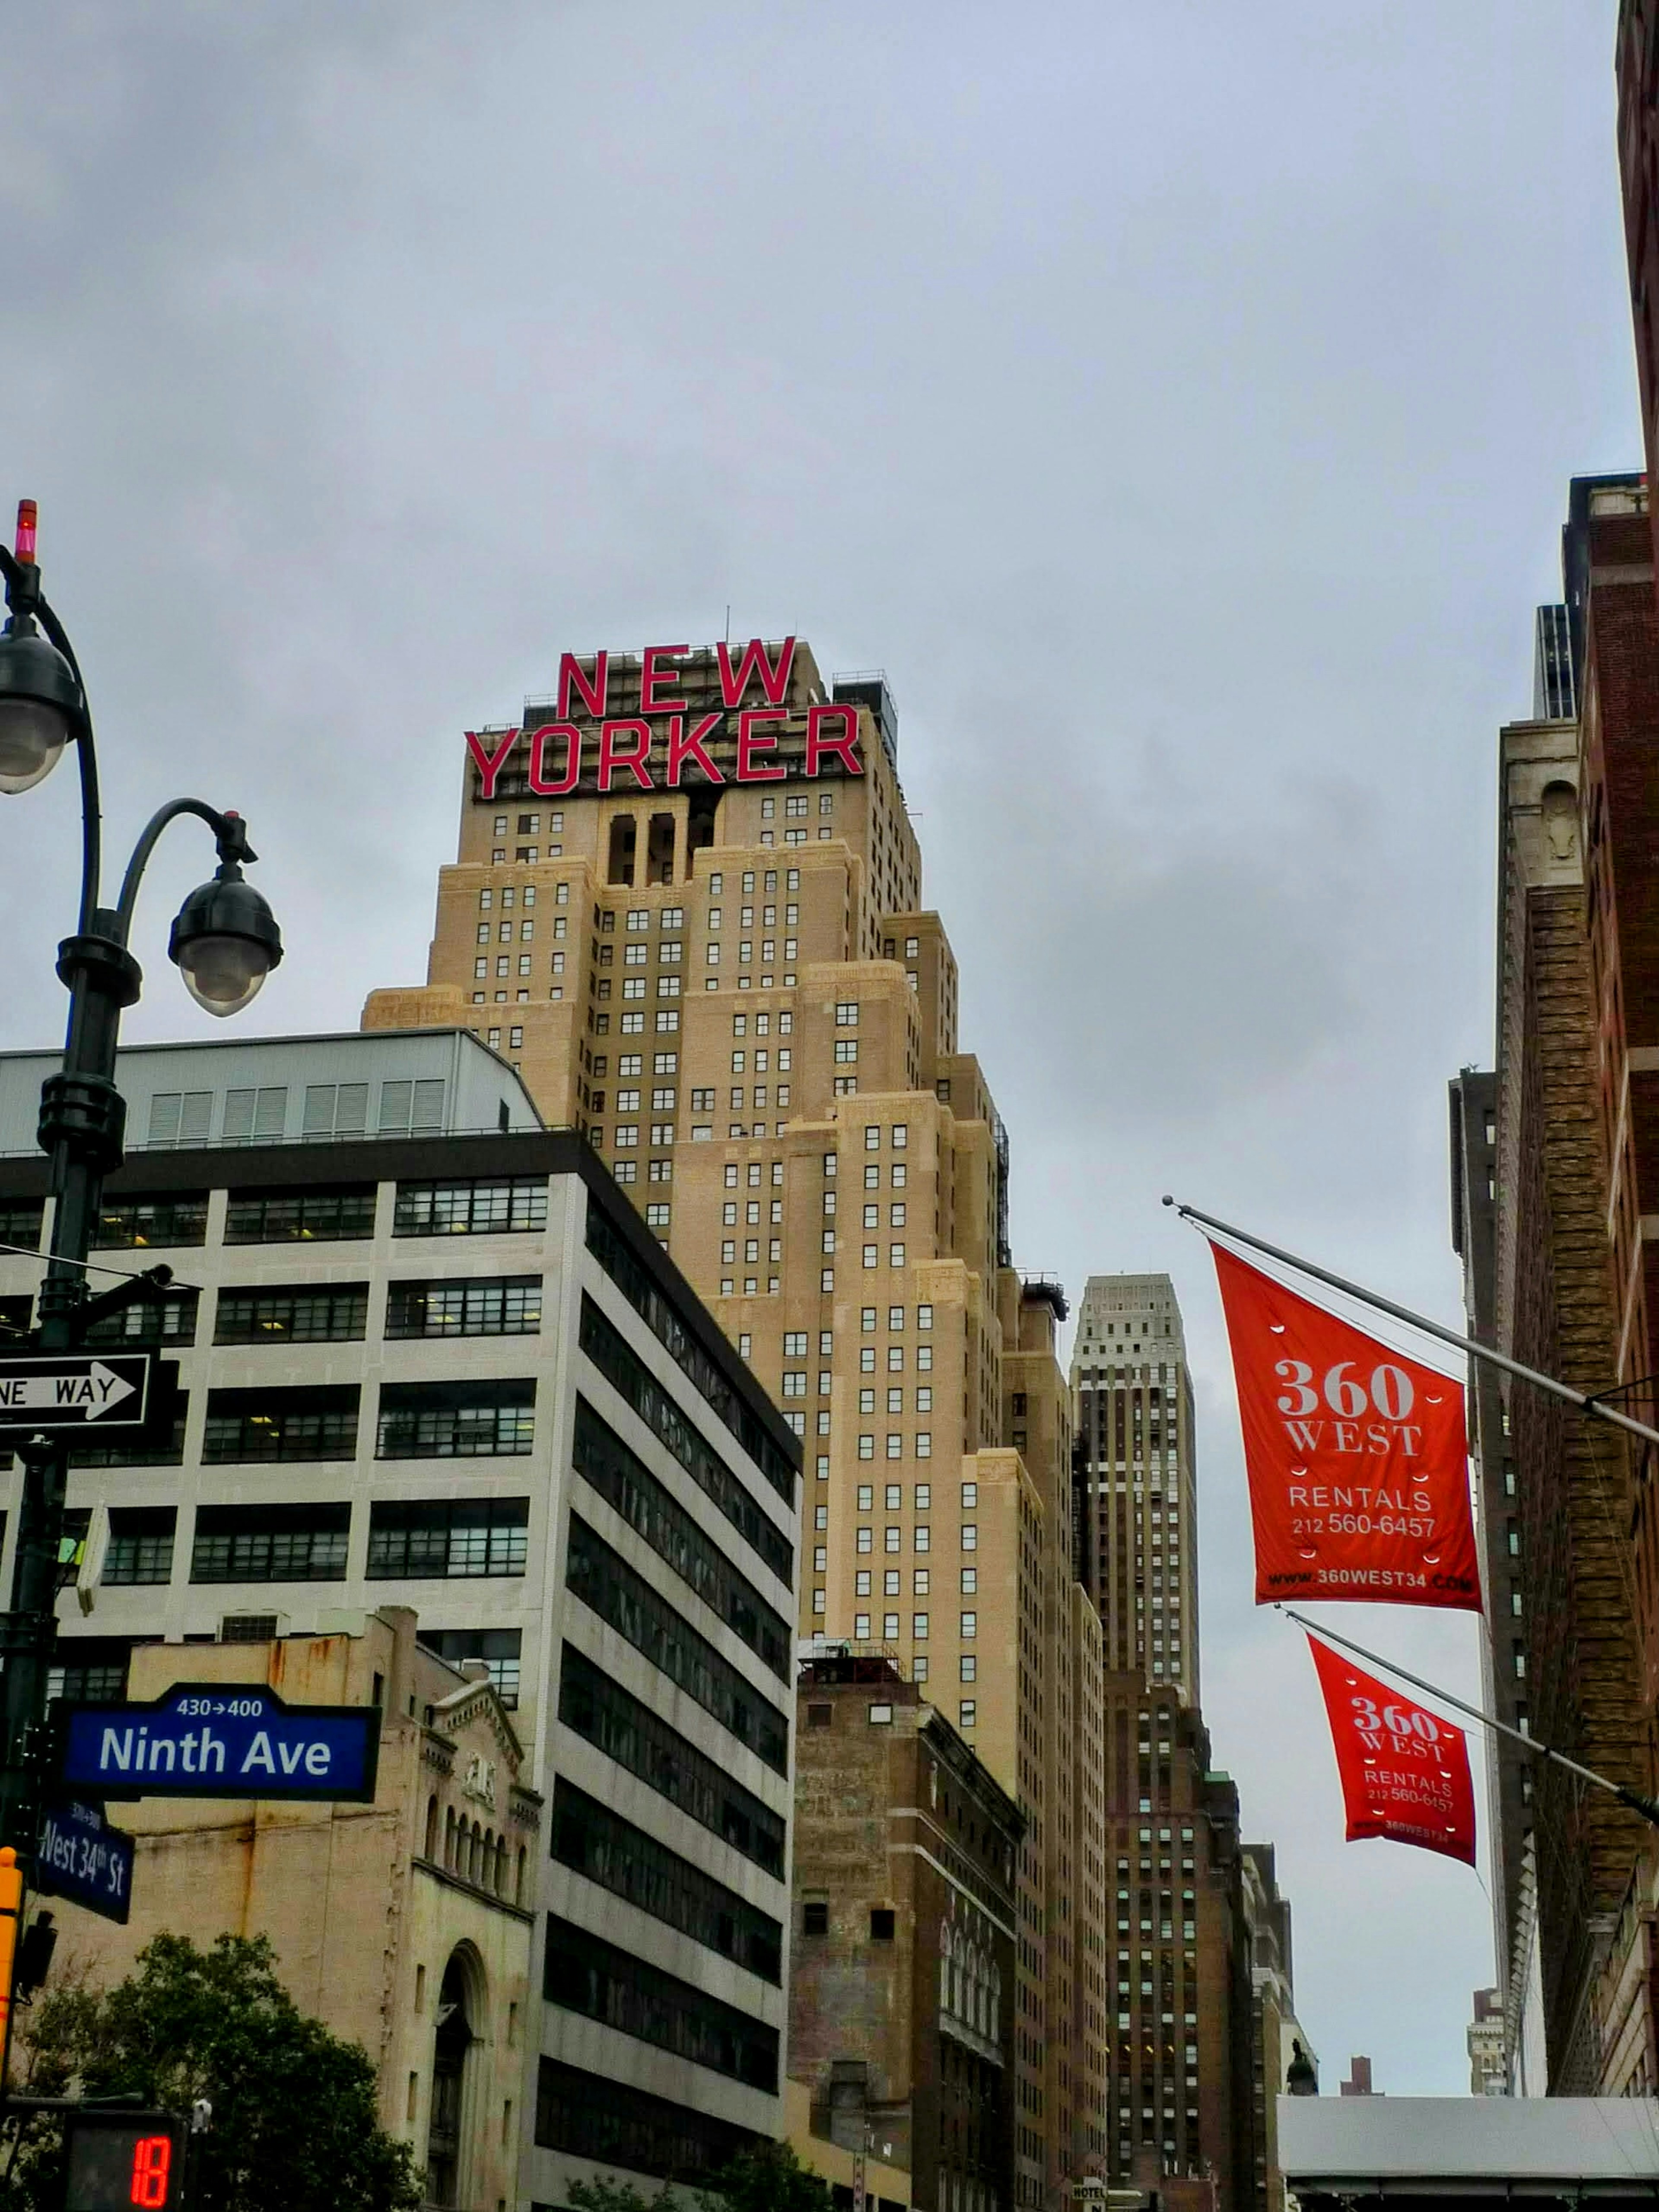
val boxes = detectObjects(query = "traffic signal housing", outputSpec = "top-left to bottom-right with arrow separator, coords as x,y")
63,2111 -> 186,2212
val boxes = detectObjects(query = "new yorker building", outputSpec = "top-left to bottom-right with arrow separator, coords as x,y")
0,1027 -> 800,2207
364,639 -> 1110,2207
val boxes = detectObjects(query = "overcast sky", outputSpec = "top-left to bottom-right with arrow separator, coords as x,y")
0,0 -> 1640,2097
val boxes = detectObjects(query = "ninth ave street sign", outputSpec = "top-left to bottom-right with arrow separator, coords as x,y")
0,1354 -> 169,1436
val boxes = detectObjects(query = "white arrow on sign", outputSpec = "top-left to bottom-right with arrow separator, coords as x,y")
0,1363 -> 138,1421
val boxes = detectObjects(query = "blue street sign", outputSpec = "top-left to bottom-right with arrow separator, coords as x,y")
37,1798 -> 134,1924
60,1683 -> 381,1803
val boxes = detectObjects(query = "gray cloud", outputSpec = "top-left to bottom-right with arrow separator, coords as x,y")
0,0 -> 1635,2090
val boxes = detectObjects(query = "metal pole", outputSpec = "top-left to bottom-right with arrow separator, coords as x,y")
1280,1605 -> 1659,1826
1163,1195 -> 1659,1454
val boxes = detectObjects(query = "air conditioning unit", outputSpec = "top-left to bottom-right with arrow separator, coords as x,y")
219,1612 -> 288,1645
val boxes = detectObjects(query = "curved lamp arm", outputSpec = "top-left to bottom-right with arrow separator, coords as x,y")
113,798 -> 254,944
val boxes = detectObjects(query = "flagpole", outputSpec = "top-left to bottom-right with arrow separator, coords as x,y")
1279,1605 -> 1659,1827
1163,1195 -> 1659,1455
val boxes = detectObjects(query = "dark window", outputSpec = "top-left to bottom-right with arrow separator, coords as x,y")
572,1398 -> 788,1680
92,1193 -> 209,1249
806,1703 -> 833,1730
551,1779 -> 782,1983
365,1498 -> 529,1579
557,1645 -> 785,1880
48,1637 -> 132,1705
534,2058 -> 761,2181
417,1628 -> 522,1707
103,1507 -> 176,1587
376,1379 -> 535,1459
870,1908 -> 895,1942
802,1901 -> 829,1936
0,1199 -> 44,1254
566,1514 -> 788,1775
190,1503 -> 351,1583
585,1202 -> 796,1503
542,1915 -> 778,2091
83,1288 -> 199,1349
70,1396 -> 188,1471
0,1295 -> 32,1346
224,1185 -> 378,1243
578,1297 -> 792,1587
202,1386 -> 360,1464
213,1285 -> 369,1345
393,1176 -> 547,1237
385,1275 -> 542,1338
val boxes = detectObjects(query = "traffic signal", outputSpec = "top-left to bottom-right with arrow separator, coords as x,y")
63,2111 -> 186,2212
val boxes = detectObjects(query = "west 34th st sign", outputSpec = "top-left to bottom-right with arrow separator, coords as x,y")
0,1353 -> 175,1437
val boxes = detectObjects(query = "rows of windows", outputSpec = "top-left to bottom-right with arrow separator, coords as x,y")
572,1398 -> 790,1681
533,2058 -> 762,2181
542,1915 -> 778,2092
584,1203 -> 796,1503
181,1498 -> 531,1583
193,1382 -> 539,1464
565,1515 -> 788,1775
16,1273 -> 544,1353
578,1294 -> 792,1585
416,1627 -> 523,1707
551,1778 -> 782,1983
71,1175 -> 550,1254
557,1645 -> 785,1878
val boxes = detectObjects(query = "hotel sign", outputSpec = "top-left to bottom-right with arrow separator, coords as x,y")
465,637 -> 866,799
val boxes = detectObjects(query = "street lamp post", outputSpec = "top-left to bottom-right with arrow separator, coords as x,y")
0,500 -> 283,1864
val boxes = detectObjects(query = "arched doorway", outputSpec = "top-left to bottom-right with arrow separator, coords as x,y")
426,1951 -> 479,2207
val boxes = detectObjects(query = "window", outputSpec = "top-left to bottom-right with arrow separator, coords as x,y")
835,1002 -> 858,1027
224,1184 -> 376,1243
366,1497 -> 530,1578
958,1700 -> 976,1729
191,1502 -> 351,1583
83,1287 -> 199,1349
803,1898 -> 830,1933
213,1285 -> 369,1345
543,1916 -> 777,2092
146,1090 -> 213,1147
93,1193 -> 209,1249
394,1176 -> 547,1236
202,1386 -> 360,1464
552,1780 -> 782,1982
418,1627 -> 522,1707
376,1379 -> 535,1458
567,1514 -> 788,1773
583,1210 -> 797,1506
962,1523 -> 978,1550
961,1611 -> 977,1638
220,1085 -> 289,1143
376,1078 -> 447,1136
302,1082 -> 369,1140
102,1507 -> 176,1587
385,1275 -> 542,1338
961,1567 -> 978,1594
869,1907 -> 896,1941
0,1199 -> 43,1253
573,1398 -> 790,1679
834,1040 -> 858,1063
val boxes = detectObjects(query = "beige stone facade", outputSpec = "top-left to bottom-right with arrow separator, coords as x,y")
363,639 -> 1108,2206
43,1611 -> 537,2212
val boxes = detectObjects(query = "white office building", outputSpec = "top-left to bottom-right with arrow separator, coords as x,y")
0,1027 -> 800,2202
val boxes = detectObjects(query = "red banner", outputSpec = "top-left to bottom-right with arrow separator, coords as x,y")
1307,1634 -> 1477,1865
1210,1242 -> 1480,1611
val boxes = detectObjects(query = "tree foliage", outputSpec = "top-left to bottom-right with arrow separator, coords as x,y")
0,1932 -> 421,2212
566,2138 -> 834,2212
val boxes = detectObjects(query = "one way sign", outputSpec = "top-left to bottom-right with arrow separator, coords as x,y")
0,1354 -> 171,1436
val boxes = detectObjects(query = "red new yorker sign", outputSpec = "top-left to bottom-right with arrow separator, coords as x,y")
1307,1634 -> 1477,1865
1209,1242 -> 1481,1611
462,638 -> 868,800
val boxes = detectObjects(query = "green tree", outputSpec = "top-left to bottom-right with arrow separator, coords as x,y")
566,2139 -> 834,2212
696,2141 -> 834,2212
0,1932 -> 421,2212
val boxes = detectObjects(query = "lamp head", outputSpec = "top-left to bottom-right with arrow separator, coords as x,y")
168,861 -> 284,1017
0,620 -> 79,794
